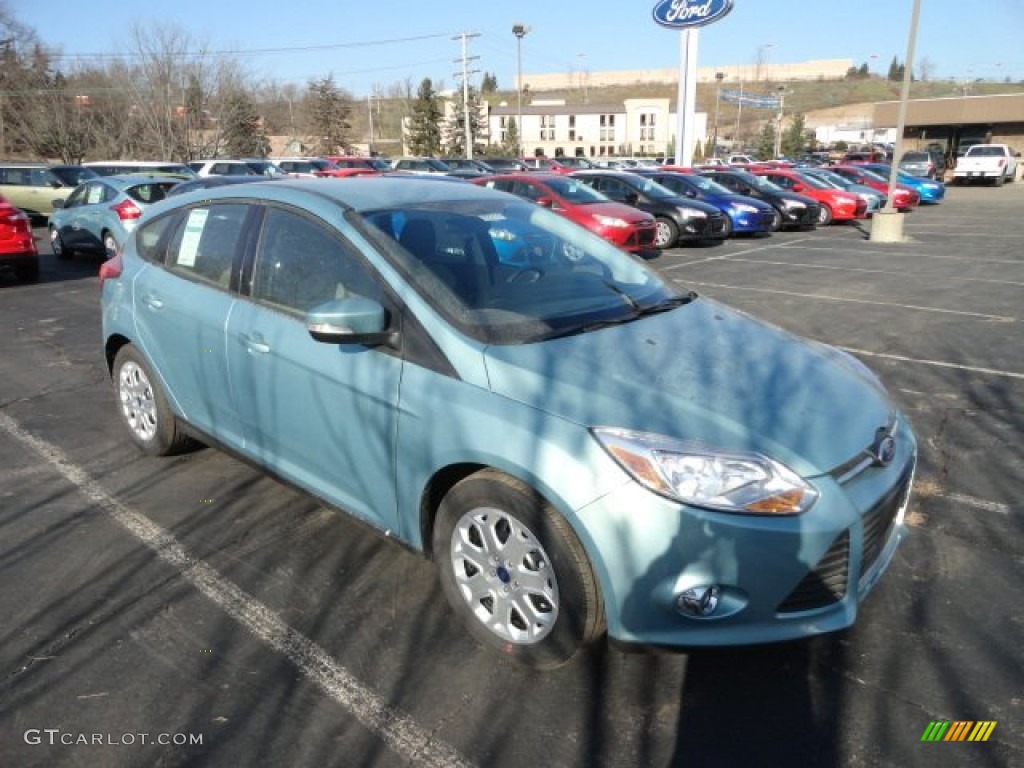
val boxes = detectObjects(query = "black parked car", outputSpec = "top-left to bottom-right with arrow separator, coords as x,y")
569,170 -> 727,248
698,169 -> 821,231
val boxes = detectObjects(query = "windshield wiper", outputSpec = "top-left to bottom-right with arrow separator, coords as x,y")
635,292 -> 697,317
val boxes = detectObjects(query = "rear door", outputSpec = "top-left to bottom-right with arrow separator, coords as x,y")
132,202 -> 252,445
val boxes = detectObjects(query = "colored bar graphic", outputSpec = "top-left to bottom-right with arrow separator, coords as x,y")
968,722 -> 997,742
921,720 -> 996,742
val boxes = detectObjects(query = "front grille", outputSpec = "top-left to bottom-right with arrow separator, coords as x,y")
855,199 -> 868,216
801,205 -> 820,227
777,531 -> 849,613
707,213 -> 727,235
633,224 -> 656,247
758,212 -> 776,228
861,467 -> 913,578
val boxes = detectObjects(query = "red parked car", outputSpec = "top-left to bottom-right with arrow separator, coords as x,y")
521,157 -> 574,174
751,168 -> 868,225
472,172 -> 658,253
827,165 -> 921,211
0,200 -> 39,283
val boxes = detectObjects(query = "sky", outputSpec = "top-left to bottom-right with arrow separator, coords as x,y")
12,0 -> 1024,97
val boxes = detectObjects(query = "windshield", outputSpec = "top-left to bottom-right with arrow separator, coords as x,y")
246,161 -> 288,177
681,174 -> 731,195
966,146 -> 1006,157
733,170 -> 783,192
902,152 -> 929,162
540,176 -> 610,204
791,173 -> 830,190
806,171 -> 846,189
358,199 -> 685,345
630,176 -> 681,200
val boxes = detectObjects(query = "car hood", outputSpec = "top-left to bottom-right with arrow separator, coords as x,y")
482,297 -> 893,478
581,201 -> 654,223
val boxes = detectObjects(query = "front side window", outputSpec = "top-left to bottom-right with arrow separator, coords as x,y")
251,207 -> 382,315
166,204 -> 249,289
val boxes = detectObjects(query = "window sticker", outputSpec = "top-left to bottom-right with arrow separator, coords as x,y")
177,208 -> 209,268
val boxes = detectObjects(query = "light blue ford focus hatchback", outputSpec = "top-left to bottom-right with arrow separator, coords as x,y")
100,177 -> 916,668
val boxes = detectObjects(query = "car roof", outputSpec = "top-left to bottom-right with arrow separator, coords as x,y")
150,176 -> 497,214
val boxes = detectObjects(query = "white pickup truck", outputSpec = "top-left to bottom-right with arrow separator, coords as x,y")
953,143 -> 1020,186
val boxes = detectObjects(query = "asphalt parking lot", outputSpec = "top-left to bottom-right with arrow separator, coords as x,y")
1,184 -> 1021,768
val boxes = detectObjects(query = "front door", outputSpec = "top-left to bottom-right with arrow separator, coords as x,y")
226,205 -> 403,530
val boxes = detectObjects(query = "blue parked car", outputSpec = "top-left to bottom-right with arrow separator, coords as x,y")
633,169 -> 778,235
862,163 -> 946,203
100,177 -> 917,668
49,174 -> 180,259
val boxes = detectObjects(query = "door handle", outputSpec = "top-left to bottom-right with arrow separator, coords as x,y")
240,333 -> 270,355
142,295 -> 164,310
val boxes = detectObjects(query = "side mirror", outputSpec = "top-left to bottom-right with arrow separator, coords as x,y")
684,189 -> 697,198
792,183 -> 806,193
535,196 -> 554,209
51,180 -> 64,189
305,297 -> 397,348
624,191 -> 639,205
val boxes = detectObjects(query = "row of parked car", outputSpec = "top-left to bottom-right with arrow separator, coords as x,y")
0,152 -> 949,285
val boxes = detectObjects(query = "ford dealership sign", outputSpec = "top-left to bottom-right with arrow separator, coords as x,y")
652,0 -> 734,29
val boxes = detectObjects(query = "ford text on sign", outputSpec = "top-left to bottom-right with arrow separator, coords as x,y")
652,0 -> 734,29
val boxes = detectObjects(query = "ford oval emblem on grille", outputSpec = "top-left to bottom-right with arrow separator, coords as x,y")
870,434 -> 896,466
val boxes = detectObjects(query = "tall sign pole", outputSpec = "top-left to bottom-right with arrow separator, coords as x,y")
653,0 -> 734,164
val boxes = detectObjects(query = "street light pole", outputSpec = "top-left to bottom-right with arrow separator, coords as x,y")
713,71 -> 724,158
512,24 -> 529,159
773,86 -> 786,159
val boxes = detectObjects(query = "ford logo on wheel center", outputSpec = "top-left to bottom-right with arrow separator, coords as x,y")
652,0 -> 734,29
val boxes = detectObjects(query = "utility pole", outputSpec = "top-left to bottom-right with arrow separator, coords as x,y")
773,86 -> 787,159
1,37 -> 16,157
452,32 -> 480,158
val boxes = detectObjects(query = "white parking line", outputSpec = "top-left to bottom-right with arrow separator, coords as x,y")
941,493 -> 1011,515
719,257 -> 1024,287
0,411 -> 474,768
840,346 -> 1024,381
678,281 -> 1017,322
772,244 -> 1023,266
662,241 -> 783,270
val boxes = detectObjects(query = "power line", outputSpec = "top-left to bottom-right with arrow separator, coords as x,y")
40,32 -> 457,62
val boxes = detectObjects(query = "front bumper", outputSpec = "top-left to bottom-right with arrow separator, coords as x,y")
574,428 -> 917,647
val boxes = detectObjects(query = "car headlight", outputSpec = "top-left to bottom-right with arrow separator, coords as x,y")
592,214 -> 630,228
781,199 -> 804,210
592,428 -> 818,515
731,203 -> 760,214
683,209 -> 707,219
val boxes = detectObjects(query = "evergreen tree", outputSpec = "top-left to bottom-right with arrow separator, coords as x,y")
755,122 -> 776,160
887,56 -> 902,81
480,72 -> 498,93
858,63 -> 869,78
221,90 -> 269,157
781,113 -> 807,157
406,78 -> 444,156
443,85 -> 488,156
305,75 -> 352,156
501,116 -> 520,156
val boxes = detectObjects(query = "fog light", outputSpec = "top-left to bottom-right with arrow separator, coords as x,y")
676,585 -> 720,617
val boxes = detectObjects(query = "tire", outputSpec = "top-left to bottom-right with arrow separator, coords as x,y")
102,231 -> 118,257
433,469 -> 605,669
769,209 -> 783,232
817,204 -> 833,226
994,174 -> 1004,187
15,260 -> 39,283
720,216 -> 733,238
50,227 -> 72,260
654,217 -> 678,249
112,345 -> 193,456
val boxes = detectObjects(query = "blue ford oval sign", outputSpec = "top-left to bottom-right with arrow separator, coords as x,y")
652,0 -> 734,29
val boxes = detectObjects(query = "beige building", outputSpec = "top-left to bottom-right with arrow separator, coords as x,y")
486,98 -> 707,159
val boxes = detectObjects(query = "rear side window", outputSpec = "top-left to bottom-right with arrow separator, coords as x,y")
136,213 -> 180,263
166,204 -> 249,289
